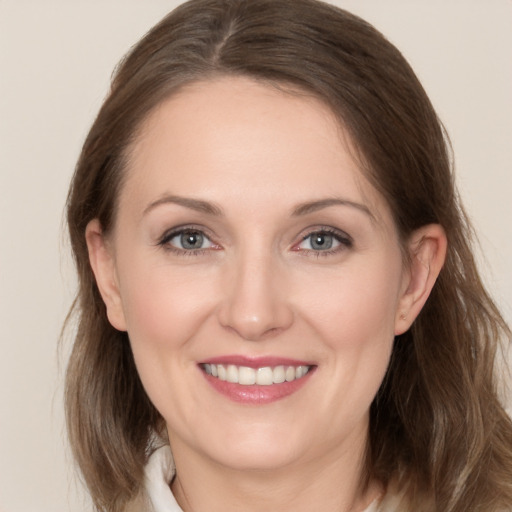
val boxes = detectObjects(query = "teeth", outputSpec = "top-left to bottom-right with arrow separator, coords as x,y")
217,365 -> 227,381
256,367 -> 273,385
203,363 -> 311,385
239,366 -> 256,385
226,364 -> 238,383
273,365 -> 285,384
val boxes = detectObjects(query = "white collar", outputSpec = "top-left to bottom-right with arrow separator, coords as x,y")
144,445 -> 182,512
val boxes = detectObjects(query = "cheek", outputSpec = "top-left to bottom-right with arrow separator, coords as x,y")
115,258 -> 219,419
117,257 -> 216,349
301,255 -> 403,348
297,254 -> 403,410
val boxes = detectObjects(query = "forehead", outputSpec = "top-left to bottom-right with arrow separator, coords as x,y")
120,76 -> 388,223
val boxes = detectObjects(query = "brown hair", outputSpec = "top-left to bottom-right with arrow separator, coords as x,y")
65,1 -> 512,511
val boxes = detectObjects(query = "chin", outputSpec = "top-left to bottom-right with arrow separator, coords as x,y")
196,421 -> 310,472
213,442 -> 302,472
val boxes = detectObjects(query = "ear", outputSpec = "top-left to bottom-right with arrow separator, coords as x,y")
85,219 -> 127,331
394,224 -> 447,335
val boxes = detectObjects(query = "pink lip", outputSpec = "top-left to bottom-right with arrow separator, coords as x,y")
200,354 -> 314,368
198,355 -> 316,405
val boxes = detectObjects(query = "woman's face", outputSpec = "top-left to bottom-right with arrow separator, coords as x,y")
93,77 -> 413,472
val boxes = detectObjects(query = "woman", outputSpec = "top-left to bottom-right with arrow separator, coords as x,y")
64,0 -> 512,510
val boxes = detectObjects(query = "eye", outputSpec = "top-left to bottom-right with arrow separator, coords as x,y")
172,230 -> 211,250
301,232 -> 338,251
158,228 -> 218,253
295,229 -> 352,253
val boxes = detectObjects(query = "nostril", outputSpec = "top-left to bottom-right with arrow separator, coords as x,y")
219,314 -> 293,342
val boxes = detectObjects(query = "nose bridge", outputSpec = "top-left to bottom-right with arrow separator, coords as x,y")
218,241 -> 293,340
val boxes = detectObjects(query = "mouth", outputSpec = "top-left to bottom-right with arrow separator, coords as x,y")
198,356 -> 316,404
201,363 -> 312,385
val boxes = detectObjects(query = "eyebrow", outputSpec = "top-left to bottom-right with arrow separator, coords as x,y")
292,198 -> 375,220
143,194 -> 374,221
143,195 -> 223,216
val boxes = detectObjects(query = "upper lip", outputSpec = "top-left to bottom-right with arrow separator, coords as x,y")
199,355 -> 315,368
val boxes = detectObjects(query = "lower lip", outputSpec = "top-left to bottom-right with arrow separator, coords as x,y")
201,368 -> 315,405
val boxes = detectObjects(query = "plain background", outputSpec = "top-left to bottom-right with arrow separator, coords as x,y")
1,1 -> 511,511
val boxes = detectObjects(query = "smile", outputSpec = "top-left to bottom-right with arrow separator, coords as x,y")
202,363 -> 311,386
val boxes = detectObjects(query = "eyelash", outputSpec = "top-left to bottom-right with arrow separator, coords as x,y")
157,226 -> 218,256
294,227 -> 353,257
156,226 -> 353,257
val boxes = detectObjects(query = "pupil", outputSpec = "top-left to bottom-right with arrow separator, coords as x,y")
311,233 -> 333,250
182,232 -> 203,249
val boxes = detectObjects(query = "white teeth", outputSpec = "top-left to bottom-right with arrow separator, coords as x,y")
226,365 -> 238,383
217,365 -> 227,381
203,363 -> 311,385
256,367 -> 273,385
238,366 -> 256,385
273,365 -> 285,384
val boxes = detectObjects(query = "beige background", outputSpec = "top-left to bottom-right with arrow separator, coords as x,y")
1,1 -> 511,511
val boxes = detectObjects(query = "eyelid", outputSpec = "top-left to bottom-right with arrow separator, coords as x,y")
157,223 -> 209,242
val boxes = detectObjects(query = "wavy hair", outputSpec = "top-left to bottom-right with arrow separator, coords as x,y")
64,1 -> 512,510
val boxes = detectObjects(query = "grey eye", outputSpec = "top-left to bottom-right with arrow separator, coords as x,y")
309,233 -> 334,250
169,230 -> 213,250
181,231 -> 204,249
299,232 -> 340,251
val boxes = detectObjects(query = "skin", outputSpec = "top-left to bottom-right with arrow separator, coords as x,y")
87,77 -> 446,512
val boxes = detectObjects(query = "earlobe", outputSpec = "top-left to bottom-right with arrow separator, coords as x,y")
85,219 -> 127,331
394,224 -> 447,335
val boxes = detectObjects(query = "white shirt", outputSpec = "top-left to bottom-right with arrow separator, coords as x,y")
143,446 -> 397,512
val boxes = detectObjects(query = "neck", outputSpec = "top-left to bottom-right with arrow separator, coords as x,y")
170,427 -> 381,512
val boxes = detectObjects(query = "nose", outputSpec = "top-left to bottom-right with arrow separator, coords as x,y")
217,249 -> 294,341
